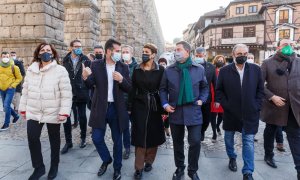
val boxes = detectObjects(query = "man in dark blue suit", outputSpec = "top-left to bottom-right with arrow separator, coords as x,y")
160,41 -> 209,180
82,39 -> 131,180
215,44 -> 264,180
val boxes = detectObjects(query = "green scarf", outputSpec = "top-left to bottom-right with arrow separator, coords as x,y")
0,61 -> 10,68
176,56 -> 194,106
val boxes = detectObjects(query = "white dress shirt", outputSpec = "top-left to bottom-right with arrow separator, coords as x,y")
106,63 -> 115,102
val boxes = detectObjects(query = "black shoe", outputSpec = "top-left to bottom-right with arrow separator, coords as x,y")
80,139 -> 86,148
243,173 -> 253,180
0,124 -> 9,131
97,158 -> 113,176
72,121 -> 78,128
113,170 -> 121,180
12,116 -> 20,124
28,166 -> 45,180
228,158 -> 237,172
172,167 -> 185,180
188,173 -> 200,180
123,149 -> 130,160
60,143 -> 73,154
264,157 -> 277,168
144,163 -> 152,172
134,170 -> 143,180
297,171 -> 300,180
48,165 -> 58,180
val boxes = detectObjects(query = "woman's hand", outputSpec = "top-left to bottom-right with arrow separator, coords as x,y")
58,115 -> 68,121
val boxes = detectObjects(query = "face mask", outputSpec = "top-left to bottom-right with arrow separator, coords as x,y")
160,64 -> 167,68
194,57 -> 205,64
142,54 -> 150,63
2,58 -> 10,64
111,52 -> 121,62
235,56 -> 247,64
73,48 -> 82,56
95,54 -> 103,60
281,45 -> 294,56
12,56 -> 17,60
122,54 -> 131,62
247,59 -> 254,64
39,52 -> 53,62
215,61 -> 224,68
174,52 -> 184,62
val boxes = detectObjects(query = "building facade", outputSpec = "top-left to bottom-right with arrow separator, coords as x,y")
0,0 -> 164,65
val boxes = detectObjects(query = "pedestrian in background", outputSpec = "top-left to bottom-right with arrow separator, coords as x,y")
19,43 -> 72,180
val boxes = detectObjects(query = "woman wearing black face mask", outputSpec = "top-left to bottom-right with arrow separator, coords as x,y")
131,43 -> 165,179
211,55 -> 226,138
19,43 -> 72,180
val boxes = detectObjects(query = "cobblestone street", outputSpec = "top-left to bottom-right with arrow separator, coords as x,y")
0,101 -> 297,180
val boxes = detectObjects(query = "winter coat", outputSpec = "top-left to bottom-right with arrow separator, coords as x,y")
261,53 -> 300,127
211,68 -> 224,113
131,63 -> 165,148
159,62 -> 209,126
201,61 -> 216,104
62,52 -> 91,103
0,60 -> 22,91
215,63 -> 265,134
19,61 -> 72,124
84,59 -> 132,132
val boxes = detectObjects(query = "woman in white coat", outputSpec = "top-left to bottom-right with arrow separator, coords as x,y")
19,43 -> 72,180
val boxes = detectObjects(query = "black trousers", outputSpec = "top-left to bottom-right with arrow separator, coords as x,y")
170,123 -> 202,175
201,103 -> 216,137
63,102 -> 87,144
27,120 -> 61,168
264,123 -> 282,158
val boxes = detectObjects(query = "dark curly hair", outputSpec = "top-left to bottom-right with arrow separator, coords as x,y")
31,42 -> 59,64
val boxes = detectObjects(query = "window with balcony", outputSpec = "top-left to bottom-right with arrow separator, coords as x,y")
244,26 -> 256,37
279,10 -> 289,24
279,29 -> 290,39
236,7 -> 244,14
249,5 -> 257,13
222,28 -> 233,39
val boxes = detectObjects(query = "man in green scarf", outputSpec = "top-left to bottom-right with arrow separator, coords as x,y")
160,41 -> 209,180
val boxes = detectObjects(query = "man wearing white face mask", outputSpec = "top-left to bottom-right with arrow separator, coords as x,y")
194,47 -> 217,142
82,39 -> 132,180
121,45 -> 137,159
247,53 -> 255,64
0,52 -> 22,131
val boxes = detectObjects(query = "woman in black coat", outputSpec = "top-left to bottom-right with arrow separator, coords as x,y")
131,43 -> 165,179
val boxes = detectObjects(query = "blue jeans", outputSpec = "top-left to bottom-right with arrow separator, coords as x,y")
122,114 -> 131,150
0,88 -> 18,125
92,103 -> 122,171
224,130 -> 255,174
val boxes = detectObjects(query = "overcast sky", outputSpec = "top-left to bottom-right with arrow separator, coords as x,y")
154,0 -> 232,43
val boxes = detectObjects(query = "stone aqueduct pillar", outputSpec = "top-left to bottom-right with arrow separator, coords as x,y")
0,0 -> 164,65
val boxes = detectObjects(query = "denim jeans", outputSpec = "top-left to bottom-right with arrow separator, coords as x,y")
224,130 -> 255,174
122,114 -> 131,150
92,103 -> 122,171
0,88 -> 19,125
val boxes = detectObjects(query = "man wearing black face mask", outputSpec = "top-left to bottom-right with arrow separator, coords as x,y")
261,39 -> 300,179
94,45 -> 104,60
215,44 -> 264,180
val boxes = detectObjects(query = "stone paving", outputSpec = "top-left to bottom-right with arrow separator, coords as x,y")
0,100 -> 297,180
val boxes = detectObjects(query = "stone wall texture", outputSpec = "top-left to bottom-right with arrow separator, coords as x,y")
0,0 -> 164,65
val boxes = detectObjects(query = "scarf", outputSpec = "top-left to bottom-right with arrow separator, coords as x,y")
176,56 -> 194,106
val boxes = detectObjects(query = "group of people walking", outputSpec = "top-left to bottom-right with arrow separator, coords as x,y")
0,38 -> 300,180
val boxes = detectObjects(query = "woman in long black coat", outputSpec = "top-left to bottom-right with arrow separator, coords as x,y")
131,43 -> 165,179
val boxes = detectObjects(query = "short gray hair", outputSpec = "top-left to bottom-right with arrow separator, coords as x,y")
94,45 -> 103,50
122,45 -> 134,54
195,47 -> 206,54
232,44 -> 249,53
176,41 -> 191,53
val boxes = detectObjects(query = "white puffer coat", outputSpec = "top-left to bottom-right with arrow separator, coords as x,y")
19,61 -> 72,124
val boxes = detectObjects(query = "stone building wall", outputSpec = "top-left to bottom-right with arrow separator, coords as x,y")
0,0 -> 164,65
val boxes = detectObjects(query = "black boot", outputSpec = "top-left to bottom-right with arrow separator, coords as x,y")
61,143 -> 73,154
28,166 -> 45,180
134,170 -> 143,180
48,165 -> 58,180
228,158 -> 237,172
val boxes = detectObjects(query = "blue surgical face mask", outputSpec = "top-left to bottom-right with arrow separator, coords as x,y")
112,52 -> 121,62
194,57 -> 205,64
73,48 -> 82,56
174,51 -> 184,62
